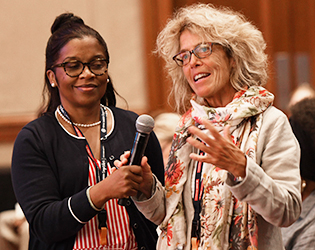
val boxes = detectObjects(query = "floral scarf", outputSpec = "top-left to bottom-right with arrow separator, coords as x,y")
159,86 -> 274,250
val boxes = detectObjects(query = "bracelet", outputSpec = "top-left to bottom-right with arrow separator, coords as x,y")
228,172 -> 244,185
233,176 -> 244,184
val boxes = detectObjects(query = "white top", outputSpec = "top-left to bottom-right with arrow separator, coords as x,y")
133,106 -> 301,250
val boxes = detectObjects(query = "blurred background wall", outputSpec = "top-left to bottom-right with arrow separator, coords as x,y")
0,0 -> 314,211
0,0 -> 147,169
0,0 -> 147,211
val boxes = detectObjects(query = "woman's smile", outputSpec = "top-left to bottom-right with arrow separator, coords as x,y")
180,29 -> 236,107
75,83 -> 99,92
193,72 -> 211,82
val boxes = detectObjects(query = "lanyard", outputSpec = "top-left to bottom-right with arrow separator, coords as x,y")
59,105 -> 109,245
193,152 -> 204,203
192,150 -> 204,240
59,104 -> 108,182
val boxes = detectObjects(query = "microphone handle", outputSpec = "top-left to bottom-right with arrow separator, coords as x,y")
118,132 -> 150,206
129,132 -> 150,166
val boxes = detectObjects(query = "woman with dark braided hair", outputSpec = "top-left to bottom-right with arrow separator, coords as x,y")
11,13 -> 164,250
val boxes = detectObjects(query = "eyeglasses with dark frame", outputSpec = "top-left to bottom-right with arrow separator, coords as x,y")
51,58 -> 108,77
172,43 -> 214,67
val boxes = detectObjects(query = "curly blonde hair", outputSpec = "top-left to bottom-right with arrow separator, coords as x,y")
156,3 -> 269,114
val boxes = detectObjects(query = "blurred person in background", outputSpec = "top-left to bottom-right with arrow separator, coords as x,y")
153,112 -> 180,166
288,83 -> 315,109
282,97 -> 315,249
0,203 -> 28,250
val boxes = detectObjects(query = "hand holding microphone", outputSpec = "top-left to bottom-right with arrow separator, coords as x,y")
118,114 -> 154,206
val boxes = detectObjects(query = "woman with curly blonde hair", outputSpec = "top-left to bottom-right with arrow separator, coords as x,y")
157,3 -> 268,114
117,3 -> 301,250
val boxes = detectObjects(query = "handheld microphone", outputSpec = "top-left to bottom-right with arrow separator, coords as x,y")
118,114 -> 155,206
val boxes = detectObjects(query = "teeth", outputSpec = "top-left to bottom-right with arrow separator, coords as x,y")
194,73 -> 209,81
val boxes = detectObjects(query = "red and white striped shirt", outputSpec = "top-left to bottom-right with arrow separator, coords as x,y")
73,131 -> 137,249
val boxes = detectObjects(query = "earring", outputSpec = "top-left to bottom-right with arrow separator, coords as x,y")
51,83 -> 56,87
107,78 -> 109,83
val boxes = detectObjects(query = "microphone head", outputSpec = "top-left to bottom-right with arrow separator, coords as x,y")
136,114 -> 155,134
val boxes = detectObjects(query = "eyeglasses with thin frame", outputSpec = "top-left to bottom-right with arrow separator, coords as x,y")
51,58 -> 108,77
172,43 -> 214,67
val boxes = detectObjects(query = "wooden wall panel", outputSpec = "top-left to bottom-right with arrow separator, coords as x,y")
140,0 -> 174,114
2,0 -> 315,143
309,0 -> 315,87
140,0 -> 315,114
0,115 -> 35,142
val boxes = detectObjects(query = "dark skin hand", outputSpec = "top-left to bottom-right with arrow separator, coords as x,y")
186,118 -> 247,178
114,153 -> 153,199
89,163 -> 144,209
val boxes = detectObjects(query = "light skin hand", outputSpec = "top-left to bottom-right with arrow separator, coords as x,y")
186,118 -> 246,178
115,151 -> 153,199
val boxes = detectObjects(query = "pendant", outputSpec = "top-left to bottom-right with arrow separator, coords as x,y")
191,237 -> 199,250
98,210 -> 107,245
99,227 -> 108,245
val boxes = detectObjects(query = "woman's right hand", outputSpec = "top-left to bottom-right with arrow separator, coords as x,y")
89,157 -> 144,209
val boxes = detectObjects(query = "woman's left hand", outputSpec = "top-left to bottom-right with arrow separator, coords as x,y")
187,118 -> 246,178
114,151 -> 153,199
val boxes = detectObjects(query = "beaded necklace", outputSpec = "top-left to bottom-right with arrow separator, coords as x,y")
57,105 -> 101,128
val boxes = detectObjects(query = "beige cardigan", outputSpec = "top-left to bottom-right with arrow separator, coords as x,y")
134,106 -> 302,250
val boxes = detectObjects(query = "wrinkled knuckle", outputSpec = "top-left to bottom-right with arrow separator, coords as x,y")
211,157 -> 220,165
